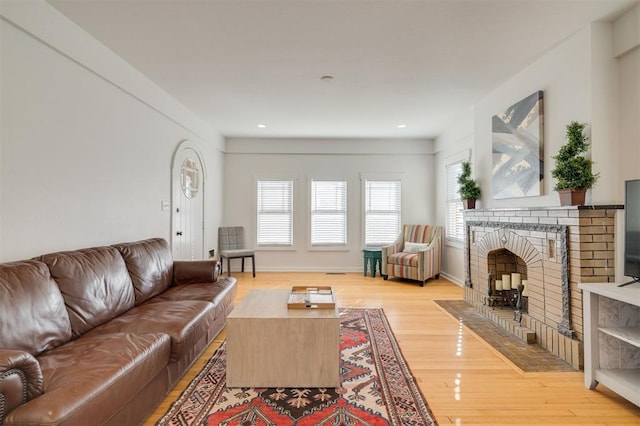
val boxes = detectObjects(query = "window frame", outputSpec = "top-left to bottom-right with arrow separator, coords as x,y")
256,178 -> 294,248
310,179 -> 348,247
362,177 -> 402,247
446,160 -> 465,245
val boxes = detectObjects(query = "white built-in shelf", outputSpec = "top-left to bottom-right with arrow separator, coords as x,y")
599,327 -> 640,348
594,369 -> 640,407
579,282 -> 640,408
579,282 -> 640,306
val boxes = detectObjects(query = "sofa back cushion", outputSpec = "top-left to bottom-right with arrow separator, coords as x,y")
113,238 -> 173,305
403,224 -> 440,244
39,246 -> 136,338
0,260 -> 72,355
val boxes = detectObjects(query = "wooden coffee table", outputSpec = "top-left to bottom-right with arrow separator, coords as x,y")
226,289 -> 340,388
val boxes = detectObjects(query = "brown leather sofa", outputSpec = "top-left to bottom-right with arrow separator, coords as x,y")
0,238 -> 237,425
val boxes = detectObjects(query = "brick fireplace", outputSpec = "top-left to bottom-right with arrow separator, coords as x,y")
463,206 -> 622,369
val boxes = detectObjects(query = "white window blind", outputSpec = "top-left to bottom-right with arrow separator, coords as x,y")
257,180 -> 293,246
311,180 -> 347,245
364,180 -> 401,246
447,162 -> 464,242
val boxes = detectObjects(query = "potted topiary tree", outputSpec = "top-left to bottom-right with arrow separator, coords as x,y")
551,121 -> 599,206
458,161 -> 481,209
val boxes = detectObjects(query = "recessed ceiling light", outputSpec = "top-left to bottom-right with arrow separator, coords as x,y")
320,75 -> 334,82
257,124 -> 267,128
397,124 -> 407,128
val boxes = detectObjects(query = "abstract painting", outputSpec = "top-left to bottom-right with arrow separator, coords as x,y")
491,91 -> 544,199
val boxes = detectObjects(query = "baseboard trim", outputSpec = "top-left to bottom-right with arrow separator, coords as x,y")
225,267 -> 364,273
440,272 -> 464,286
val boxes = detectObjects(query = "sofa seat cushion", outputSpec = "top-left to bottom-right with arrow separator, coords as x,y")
4,332 -> 170,426
388,252 -> 419,267
146,277 -> 237,317
86,301 -> 215,362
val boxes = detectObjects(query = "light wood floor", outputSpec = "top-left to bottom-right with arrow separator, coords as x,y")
144,272 -> 640,425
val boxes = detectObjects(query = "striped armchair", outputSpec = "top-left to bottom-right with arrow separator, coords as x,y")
381,225 -> 443,287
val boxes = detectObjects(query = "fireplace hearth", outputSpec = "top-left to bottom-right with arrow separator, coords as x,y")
463,205 -> 622,369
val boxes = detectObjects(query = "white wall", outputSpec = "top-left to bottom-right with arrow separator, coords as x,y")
614,4 -> 640,282
475,25 -> 594,208
615,4 -> 640,191
617,49 -> 640,187
0,1 -> 224,261
434,107 -> 474,285
590,22 -> 621,205
223,138 -> 434,271
473,21 -> 629,209
436,9 -> 640,284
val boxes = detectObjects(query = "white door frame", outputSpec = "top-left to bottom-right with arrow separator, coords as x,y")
171,139 -> 207,260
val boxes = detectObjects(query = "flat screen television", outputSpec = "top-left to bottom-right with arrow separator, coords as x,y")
623,179 -> 640,286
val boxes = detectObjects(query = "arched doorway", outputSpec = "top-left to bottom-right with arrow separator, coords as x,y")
171,140 -> 206,260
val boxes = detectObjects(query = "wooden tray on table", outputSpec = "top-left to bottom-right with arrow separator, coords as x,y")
287,286 -> 336,309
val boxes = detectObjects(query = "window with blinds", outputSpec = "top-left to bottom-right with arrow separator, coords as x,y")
257,180 -> 293,246
364,180 -> 401,246
311,180 -> 347,245
447,161 -> 464,242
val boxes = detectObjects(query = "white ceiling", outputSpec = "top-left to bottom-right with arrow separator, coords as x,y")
49,0 -> 638,139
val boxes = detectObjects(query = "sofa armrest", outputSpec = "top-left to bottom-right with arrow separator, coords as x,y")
173,260 -> 221,285
381,235 -> 404,276
0,350 -> 44,423
417,230 -> 442,279
382,235 -> 403,259
382,231 -> 404,256
382,243 -> 401,256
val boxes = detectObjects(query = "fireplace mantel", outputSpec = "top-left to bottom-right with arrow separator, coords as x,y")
468,205 -> 623,212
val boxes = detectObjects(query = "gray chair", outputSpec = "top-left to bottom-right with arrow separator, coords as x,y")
219,226 -> 255,277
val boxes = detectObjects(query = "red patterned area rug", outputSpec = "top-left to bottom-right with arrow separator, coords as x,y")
157,308 -> 437,426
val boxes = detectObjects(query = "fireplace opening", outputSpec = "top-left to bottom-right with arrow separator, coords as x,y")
489,248 -> 528,284
485,248 -> 529,319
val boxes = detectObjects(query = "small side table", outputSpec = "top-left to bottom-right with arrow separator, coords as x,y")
363,247 -> 382,278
